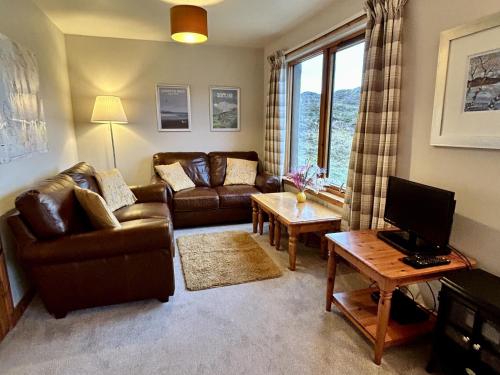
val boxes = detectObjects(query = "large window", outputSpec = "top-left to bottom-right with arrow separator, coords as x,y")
289,36 -> 365,189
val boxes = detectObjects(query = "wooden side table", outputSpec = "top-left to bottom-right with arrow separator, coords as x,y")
325,230 -> 476,365
251,192 -> 341,270
0,242 -> 14,341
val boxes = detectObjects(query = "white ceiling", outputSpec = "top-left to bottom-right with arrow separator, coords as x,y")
32,0 -> 337,48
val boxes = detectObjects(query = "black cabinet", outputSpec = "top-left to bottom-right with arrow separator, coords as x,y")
427,269 -> 500,375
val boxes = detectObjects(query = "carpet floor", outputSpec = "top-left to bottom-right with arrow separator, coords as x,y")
0,223 -> 432,375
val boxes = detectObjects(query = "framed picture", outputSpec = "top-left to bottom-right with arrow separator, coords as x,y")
431,12 -> 500,149
210,87 -> 240,132
156,84 -> 191,132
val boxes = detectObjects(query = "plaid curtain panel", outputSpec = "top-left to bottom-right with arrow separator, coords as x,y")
342,0 -> 408,230
264,50 -> 286,176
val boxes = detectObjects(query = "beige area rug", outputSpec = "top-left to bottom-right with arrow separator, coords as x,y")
177,231 -> 283,291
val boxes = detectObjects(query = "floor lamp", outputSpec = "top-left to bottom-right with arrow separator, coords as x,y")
91,96 -> 128,169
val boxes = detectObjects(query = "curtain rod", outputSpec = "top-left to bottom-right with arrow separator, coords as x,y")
284,10 -> 367,56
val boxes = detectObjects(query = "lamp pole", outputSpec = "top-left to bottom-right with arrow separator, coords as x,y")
109,121 -> 117,169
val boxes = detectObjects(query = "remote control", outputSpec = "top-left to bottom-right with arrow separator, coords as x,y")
402,255 -> 451,269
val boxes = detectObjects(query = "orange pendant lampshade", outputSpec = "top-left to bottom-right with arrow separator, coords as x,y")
170,5 -> 208,44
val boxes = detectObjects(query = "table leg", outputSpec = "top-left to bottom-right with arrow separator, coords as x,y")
374,289 -> 394,365
258,208 -> 264,235
325,241 -> 337,312
252,201 -> 258,233
320,232 -> 328,260
275,221 -> 282,251
269,214 -> 275,246
288,227 -> 298,271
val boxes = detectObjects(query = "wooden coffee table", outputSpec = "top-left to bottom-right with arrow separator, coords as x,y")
251,192 -> 341,270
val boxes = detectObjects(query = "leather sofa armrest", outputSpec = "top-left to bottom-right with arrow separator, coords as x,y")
7,212 -> 38,248
150,176 -> 174,212
255,173 -> 281,193
130,183 -> 169,204
20,219 -> 172,265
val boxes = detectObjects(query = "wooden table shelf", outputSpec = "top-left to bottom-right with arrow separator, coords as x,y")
332,288 -> 436,348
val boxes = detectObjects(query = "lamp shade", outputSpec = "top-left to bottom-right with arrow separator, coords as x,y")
170,5 -> 208,44
91,96 -> 128,123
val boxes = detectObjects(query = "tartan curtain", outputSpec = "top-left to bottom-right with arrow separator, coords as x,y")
264,50 -> 286,176
342,0 -> 408,230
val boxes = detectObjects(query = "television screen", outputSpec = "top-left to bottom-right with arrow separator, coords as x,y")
384,177 -> 455,248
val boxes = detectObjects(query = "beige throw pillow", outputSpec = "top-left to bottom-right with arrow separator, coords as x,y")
155,162 -> 196,192
224,158 -> 258,186
74,186 -> 121,229
95,169 -> 137,212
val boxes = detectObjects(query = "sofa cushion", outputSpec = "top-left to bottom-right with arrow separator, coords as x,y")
155,162 -> 195,192
15,174 -> 90,239
215,185 -> 260,209
174,187 -> 219,212
208,151 -> 259,187
223,158 -> 258,186
74,186 -> 121,229
153,152 -> 210,187
114,203 -> 171,223
61,162 -> 101,194
95,169 -> 137,211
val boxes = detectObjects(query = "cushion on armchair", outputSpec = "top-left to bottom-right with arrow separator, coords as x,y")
74,186 -> 121,229
95,169 -> 137,211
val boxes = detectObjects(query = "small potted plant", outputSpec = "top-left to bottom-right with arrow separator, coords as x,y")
286,164 -> 326,203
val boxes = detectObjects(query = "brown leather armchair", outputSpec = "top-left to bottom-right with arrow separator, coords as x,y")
151,151 -> 281,228
7,163 -> 175,319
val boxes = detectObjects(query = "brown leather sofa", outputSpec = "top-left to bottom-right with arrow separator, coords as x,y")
7,162 -> 175,319
151,151 -> 280,228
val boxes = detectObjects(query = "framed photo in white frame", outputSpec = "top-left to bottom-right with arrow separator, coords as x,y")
209,86 -> 240,132
431,11 -> 500,149
156,84 -> 191,132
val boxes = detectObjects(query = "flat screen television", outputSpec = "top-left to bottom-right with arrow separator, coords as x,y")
377,176 -> 456,255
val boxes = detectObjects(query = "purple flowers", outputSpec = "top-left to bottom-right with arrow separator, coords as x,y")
286,163 -> 326,193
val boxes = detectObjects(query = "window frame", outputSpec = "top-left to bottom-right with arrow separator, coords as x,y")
286,30 -> 365,192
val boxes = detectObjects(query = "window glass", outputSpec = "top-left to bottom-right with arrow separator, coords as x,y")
290,54 -> 323,170
328,42 -> 364,187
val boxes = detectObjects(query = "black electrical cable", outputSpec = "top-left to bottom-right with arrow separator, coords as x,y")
449,245 -> 472,270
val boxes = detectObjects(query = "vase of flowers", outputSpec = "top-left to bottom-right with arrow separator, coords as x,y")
286,164 -> 326,203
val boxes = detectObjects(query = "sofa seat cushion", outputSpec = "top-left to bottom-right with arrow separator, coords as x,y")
114,203 -> 171,222
215,185 -> 260,209
174,188 -> 219,212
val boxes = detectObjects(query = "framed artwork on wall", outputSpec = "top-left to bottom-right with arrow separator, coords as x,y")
209,87 -> 240,132
431,11 -> 500,149
156,84 -> 191,132
0,33 -> 48,164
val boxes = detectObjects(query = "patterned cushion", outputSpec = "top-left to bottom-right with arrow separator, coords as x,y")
155,162 -> 196,192
74,186 -> 121,229
223,158 -> 258,186
95,169 -> 137,211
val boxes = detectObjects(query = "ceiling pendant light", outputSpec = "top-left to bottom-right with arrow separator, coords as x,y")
170,5 -> 208,44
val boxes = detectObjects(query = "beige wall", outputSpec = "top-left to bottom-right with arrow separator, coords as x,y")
264,0 -> 500,275
65,35 -> 264,186
0,0 -> 78,304
400,0 -> 500,274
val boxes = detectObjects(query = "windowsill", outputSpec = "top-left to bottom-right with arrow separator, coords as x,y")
282,178 -> 345,208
